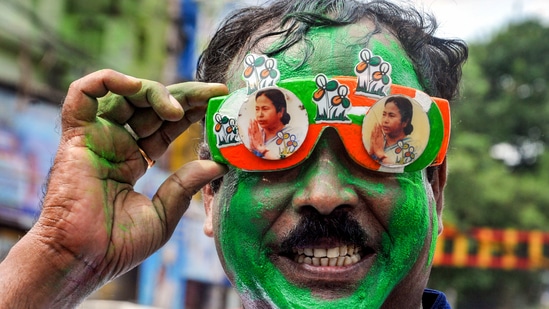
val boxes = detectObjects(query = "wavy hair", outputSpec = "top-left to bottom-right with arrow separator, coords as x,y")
197,0 -> 468,100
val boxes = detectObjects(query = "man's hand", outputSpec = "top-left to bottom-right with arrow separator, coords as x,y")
0,69 -> 228,308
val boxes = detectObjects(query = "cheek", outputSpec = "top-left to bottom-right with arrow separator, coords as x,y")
216,174 -> 266,248
214,171 -> 295,288
389,175 -> 431,250
214,174 -> 268,290
352,173 -> 432,301
380,172 -> 432,276
267,110 -> 277,121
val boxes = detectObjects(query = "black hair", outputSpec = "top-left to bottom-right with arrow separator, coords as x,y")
197,0 -> 468,100
256,88 -> 291,125
385,95 -> 414,135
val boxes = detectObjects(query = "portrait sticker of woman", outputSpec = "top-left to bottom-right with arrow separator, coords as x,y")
238,87 -> 308,160
362,95 -> 430,166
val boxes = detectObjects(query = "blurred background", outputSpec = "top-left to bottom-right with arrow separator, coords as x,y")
0,0 -> 548,308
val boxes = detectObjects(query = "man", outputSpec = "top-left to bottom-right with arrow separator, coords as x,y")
0,0 -> 467,308
198,1 -> 466,307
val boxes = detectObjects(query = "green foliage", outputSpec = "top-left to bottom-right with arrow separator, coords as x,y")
429,268 -> 543,309
429,19 -> 549,309
457,20 -> 549,168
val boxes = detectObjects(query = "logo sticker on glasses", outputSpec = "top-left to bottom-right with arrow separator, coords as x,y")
355,48 -> 393,97
313,74 -> 352,123
243,53 -> 281,94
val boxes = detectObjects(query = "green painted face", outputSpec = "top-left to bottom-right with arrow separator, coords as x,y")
210,24 -> 440,308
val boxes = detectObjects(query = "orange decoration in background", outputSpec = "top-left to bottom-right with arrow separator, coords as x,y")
433,225 -> 549,270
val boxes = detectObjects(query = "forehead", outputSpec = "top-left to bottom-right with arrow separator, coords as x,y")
385,102 -> 399,110
256,96 -> 273,105
225,20 -> 423,91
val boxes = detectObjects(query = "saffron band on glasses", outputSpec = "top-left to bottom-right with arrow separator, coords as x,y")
206,75 -> 450,173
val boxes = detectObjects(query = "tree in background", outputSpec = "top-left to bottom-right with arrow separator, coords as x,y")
429,19 -> 549,309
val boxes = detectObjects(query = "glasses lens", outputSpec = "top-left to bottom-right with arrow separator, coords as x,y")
237,87 -> 309,160
362,95 -> 431,168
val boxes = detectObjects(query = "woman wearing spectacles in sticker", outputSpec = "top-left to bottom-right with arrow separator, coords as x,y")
370,95 -> 416,165
248,88 -> 293,159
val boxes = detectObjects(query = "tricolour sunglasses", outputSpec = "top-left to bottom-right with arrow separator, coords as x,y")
206,74 -> 449,173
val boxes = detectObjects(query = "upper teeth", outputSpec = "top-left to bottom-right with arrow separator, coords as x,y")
293,245 -> 362,266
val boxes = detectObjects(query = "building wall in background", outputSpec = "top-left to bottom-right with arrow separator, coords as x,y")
0,0 -> 172,102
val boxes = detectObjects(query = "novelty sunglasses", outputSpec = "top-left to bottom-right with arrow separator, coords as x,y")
205,50 -> 450,173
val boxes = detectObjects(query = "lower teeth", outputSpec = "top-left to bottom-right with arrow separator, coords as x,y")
296,253 -> 361,266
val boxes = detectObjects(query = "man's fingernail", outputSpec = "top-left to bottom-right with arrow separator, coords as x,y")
169,94 -> 182,109
124,74 -> 140,83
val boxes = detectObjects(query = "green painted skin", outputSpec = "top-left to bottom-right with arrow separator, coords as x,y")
84,120 -> 134,238
217,167 -> 434,308
214,24 -> 438,308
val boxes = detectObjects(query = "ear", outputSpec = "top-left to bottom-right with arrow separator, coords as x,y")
429,159 -> 447,235
202,183 -> 215,237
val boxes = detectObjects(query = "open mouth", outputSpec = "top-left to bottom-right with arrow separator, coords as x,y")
275,212 -> 376,283
272,241 -> 377,289
286,244 -> 375,267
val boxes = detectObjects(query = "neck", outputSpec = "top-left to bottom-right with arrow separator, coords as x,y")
385,133 -> 406,147
263,123 -> 284,141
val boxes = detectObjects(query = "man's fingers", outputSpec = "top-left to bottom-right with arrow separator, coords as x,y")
126,108 -> 162,139
167,82 -> 228,112
101,81 -> 227,143
131,82 -> 228,158
105,80 -> 226,124
137,108 -> 206,159
153,160 -> 228,230
97,92 -> 136,125
99,79 -> 183,126
65,71 -> 228,163
125,80 -> 184,122
63,70 -> 142,128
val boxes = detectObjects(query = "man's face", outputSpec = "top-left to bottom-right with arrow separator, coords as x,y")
204,22 -> 445,308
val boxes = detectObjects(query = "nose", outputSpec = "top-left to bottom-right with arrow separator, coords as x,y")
291,129 -> 359,216
382,114 -> 388,124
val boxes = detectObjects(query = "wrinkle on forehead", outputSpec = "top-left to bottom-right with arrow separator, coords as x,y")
224,19 -> 420,90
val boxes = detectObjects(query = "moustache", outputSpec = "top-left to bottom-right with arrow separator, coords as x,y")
280,210 -> 368,251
